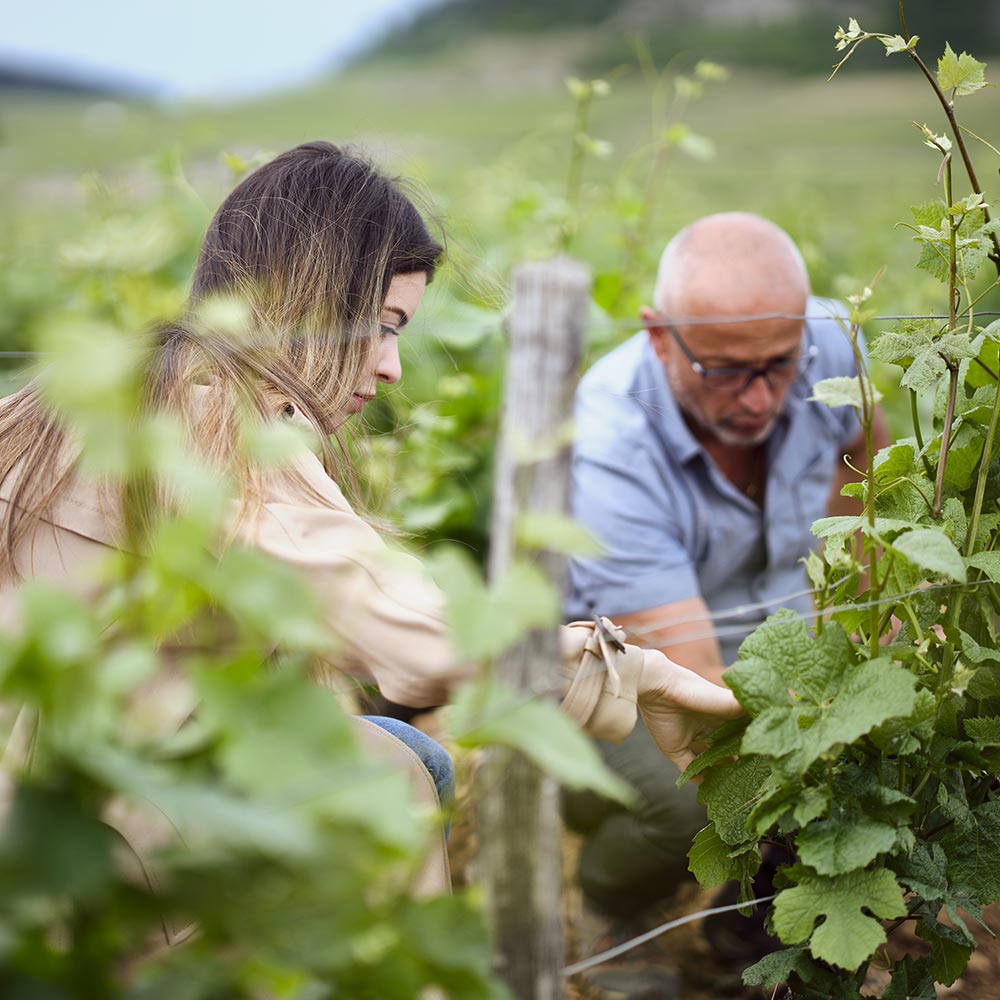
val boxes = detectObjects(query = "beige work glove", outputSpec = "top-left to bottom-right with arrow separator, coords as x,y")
560,618 -> 645,742
561,618 -> 744,772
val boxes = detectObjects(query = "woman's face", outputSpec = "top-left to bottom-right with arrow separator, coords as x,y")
348,271 -> 428,415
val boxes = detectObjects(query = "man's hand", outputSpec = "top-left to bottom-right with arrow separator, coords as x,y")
635,648 -> 745,774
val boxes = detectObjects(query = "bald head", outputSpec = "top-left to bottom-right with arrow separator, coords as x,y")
654,212 -> 810,320
642,214 -> 813,447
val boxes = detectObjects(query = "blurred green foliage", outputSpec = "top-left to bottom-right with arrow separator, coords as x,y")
2,11 -> 1000,991
0,277 -> 509,993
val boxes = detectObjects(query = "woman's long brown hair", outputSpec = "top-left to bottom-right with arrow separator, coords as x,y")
0,141 -> 443,578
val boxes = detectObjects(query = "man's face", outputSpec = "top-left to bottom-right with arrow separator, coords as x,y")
648,314 -> 805,447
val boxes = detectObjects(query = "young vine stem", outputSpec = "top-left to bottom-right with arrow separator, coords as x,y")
962,276 -> 1000,318
854,321 -> 882,658
935,156 -> 981,689
965,367 -> 1000,557
562,86 -> 594,251
933,154 -> 959,519
900,599 -> 925,643
910,390 -> 934,478
899,2 -> 1000,275
942,342 -> 1000,653
935,367 -> 960,520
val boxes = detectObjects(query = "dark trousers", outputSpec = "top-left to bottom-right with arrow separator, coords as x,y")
563,715 -> 707,916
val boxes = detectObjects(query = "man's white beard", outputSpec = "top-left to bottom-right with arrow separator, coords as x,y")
683,402 -> 778,447
711,417 -> 778,447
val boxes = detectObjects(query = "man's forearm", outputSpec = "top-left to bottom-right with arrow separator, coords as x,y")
609,599 -> 730,688
672,658 -> 728,688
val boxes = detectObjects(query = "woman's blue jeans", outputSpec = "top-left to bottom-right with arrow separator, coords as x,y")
362,716 -> 456,814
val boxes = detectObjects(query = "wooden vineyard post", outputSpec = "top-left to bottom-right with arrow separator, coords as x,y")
478,257 -> 590,999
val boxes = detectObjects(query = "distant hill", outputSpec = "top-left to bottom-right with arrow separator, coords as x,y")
0,62 -> 158,99
361,0 -> 1000,74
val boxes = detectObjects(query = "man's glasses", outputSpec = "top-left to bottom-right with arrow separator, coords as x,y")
665,325 -> 818,394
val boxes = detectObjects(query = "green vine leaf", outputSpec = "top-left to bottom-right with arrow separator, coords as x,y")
873,442 -> 916,483
833,18 -> 865,51
742,946 -> 814,989
960,630 -> 1000,671
809,376 -> 882,410
746,782 -> 832,833
903,201 -> 998,283
895,841 -> 950,901
869,689 -> 937,755
916,918 -> 974,986
936,43 -> 989,97
426,548 -> 560,661
942,799 -> 1000,905
811,514 -> 914,539
687,823 -> 730,886
697,754 -> 774,848
678,716 -> 749,785
725,612 -> 919,780
773,867 -> 906,969
956,219 -> 1000,283
883,956 -> 936,1000
796,814 -> 899,876
895,845 -> 981,985
941,422 -> 985,491
966,549 -> 1000,581
687,824 -> 760,888
881,34 -> 919,56
515,512 -> 604,557
870,322 -> 977,391
964,716 -> 1000,745
891,528 -> 967,581
811,514 -> 864,539
911,199 -> 946,229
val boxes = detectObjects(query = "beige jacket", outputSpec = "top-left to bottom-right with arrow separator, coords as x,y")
0,443 -> 644,738
0,442 -> 645,927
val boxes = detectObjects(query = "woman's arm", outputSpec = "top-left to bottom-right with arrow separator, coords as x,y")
246,456 -> 743,767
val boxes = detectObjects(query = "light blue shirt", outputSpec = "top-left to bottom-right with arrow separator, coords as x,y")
566,297 -> 864,663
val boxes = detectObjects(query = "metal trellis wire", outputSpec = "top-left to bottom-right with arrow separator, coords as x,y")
7,310 -> 1000,361
562,893 -> 777,977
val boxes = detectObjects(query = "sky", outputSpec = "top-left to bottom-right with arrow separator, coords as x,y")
2,0 -> 441,100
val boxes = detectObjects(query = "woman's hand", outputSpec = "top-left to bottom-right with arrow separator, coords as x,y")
636,649 -> 745,774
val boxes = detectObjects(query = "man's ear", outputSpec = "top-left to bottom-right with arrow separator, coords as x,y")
641,306 -> 669,363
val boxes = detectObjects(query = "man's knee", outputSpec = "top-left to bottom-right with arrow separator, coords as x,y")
635,778 -> 707,850
573,765 -> 708,911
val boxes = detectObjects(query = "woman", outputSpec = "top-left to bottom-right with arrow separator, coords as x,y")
0,141 -> 740,827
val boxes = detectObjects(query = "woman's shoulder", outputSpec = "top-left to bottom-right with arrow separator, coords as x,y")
243,445 -> 396,563
260,445 -> 356,515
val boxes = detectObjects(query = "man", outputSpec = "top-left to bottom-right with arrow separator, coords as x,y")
565,212 -> 888,996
